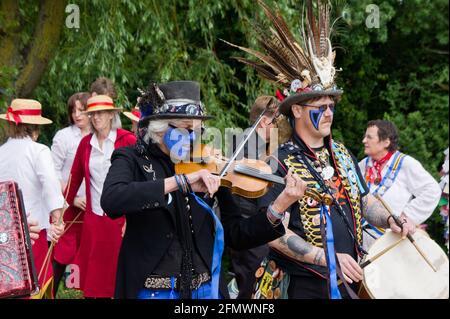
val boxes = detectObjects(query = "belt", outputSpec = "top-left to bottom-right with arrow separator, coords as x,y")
144,272 -> 210,290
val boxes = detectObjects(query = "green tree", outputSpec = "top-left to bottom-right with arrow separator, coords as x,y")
0,0 -> 448,244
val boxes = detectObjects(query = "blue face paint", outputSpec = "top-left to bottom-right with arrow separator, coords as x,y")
309,109 -> 324,131
163,126 -> 197,160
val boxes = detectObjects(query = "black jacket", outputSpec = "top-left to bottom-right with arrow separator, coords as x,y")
101,142 -> 284,299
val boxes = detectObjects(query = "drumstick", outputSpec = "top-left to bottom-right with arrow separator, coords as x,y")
374,194 -> 437,272
360,237 -> 404,268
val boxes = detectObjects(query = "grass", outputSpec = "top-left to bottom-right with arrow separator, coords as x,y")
55,279 -> 84,299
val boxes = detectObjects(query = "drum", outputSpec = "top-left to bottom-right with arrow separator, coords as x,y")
360,229 -> 449,299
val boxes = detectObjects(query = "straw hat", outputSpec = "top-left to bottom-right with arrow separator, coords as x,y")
84,95 -> 122,113
123,105 -> 141,122
0,99 -> 52,125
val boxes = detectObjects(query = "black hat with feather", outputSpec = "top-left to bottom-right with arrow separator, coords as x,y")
137,80 -> 213,126
224,0 -> 342,116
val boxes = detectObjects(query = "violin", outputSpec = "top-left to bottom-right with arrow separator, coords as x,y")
175,144 -> 332,204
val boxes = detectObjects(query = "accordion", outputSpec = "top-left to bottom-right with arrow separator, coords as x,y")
0,181 -> 39,298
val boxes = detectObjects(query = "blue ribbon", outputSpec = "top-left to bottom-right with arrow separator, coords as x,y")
320,205 -> 342,299
169,276 -> 176,299
190,192 -> 224,299
362,217 -> 384,236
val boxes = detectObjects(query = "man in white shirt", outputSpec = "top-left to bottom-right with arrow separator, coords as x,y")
0,98 -> 65,296
359,119 -> 441,248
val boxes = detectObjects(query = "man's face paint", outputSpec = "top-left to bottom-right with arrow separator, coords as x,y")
309,109 -> 324,131
305,103 -> 336,131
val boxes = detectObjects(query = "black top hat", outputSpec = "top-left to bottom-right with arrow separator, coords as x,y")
138,81 -> 213,125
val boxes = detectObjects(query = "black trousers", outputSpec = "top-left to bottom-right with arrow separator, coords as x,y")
230,244 -> 269,299
52,261 -> 66,296
287,274 -> 357,299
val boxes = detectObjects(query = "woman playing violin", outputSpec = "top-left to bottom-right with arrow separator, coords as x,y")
100,81 -> 307,299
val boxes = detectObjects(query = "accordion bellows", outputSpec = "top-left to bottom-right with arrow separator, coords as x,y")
0,181 -> 39,298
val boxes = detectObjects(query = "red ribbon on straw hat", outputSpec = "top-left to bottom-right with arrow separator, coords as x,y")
131,110 -> 141,118
87,102 -> 114,109
6,107 -> 42,125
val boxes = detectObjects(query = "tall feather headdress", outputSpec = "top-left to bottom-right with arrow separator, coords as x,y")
224,0 -> 343,115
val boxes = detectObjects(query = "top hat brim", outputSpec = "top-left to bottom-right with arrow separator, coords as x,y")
139,113 -> 214,126
279,89 -> 343,116
0,114 -> 52,125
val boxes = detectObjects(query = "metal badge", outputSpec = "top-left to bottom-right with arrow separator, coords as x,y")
348,169 -> 357,184
321,166 -> 335,180
307,197 -> 319,208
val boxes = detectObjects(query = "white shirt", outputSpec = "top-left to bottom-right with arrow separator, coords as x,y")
89,130 -> 116,216
359,153 -> 441,224
0,137 -> 64,230
51,125 -> 86,197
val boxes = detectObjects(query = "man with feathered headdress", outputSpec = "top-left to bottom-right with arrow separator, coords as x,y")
226,0 -> 416,299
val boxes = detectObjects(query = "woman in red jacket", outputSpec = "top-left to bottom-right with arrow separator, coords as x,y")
65,94 -> 136,298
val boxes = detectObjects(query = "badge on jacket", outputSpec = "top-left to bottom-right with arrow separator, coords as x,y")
143,164 -> 156,181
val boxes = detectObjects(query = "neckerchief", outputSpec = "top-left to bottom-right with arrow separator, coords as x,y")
368,151 -> 394,184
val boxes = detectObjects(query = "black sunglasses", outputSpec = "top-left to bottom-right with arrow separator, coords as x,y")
301,103 -> 336,113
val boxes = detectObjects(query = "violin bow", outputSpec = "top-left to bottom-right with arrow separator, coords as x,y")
219,103 -> 280,179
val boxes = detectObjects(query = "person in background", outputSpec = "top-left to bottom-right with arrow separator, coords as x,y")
438,148 -> 449,252
28,219 -> 40,245
359,120 -> 441,248
51,92 -> 90,296
64,94 -> 136,298
123,104 -> 141,134
0,99 -> 65,298
90,76 -> 117,99
228,95 -> 279,299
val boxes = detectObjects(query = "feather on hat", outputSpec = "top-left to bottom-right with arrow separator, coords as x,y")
224,0 -> 343,116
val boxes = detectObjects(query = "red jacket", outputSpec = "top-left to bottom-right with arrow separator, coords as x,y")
66,129 -> 136,214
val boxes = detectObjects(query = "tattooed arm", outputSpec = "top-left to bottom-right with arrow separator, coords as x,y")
362,194 -> 416,237
270,213 -> 365,283
268,213 -> 326,267
362,194 -> 390,228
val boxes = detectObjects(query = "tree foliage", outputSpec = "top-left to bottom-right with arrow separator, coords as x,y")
0,0 -> 448,243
